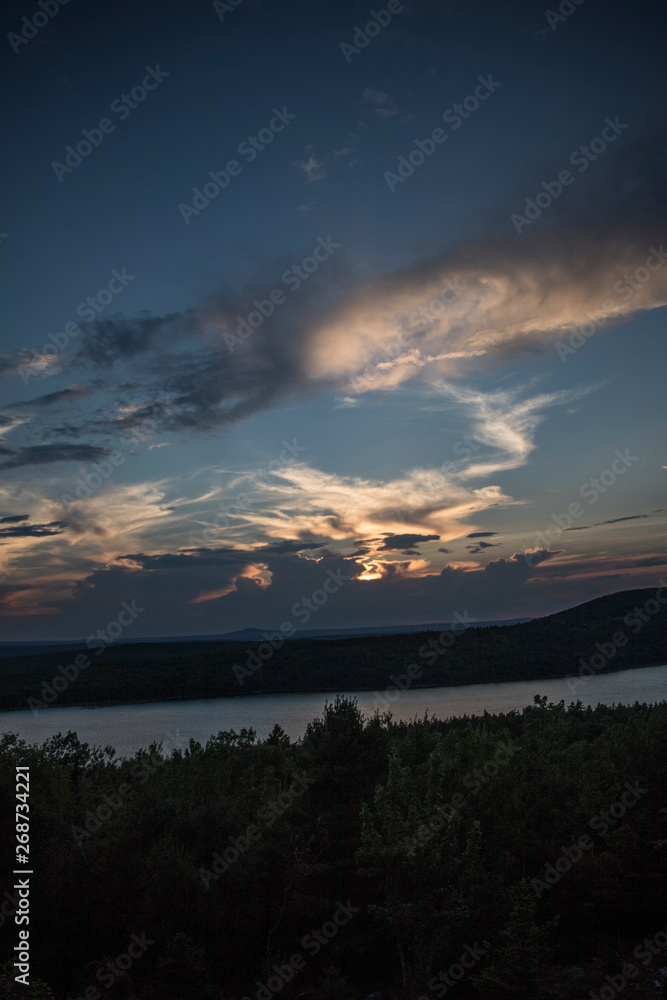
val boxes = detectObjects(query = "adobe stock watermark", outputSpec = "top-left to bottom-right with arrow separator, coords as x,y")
347,278 -> 464,397
121,399 -> 174,454
241,901 -> 359,1000
373,610 -> 477,713
60,399 -> 174,511
232,567 -> 349,685
187,439 -> 307,549
522,448 -> 638,566
8,0 -> 71,54
419,941 -> 489,999
384,75 -> 501,192
178,106 -> 296,224
27,599 -> 145,712
64,932 -> 154,1000
71,729 -> 187,845
511,116 -> 628,233
531,780 -> 648,898
408,278 -> 464,326
556,245 -> 667,362
565,582 -> 667,696
199,772 -> 316,888
339,0 -> 412,62
589,917 -> 667,1000
544,0 -> 586,32
404,740 -> 517,855
18,266 -> 136,385
223,236 -> 340,352
393,431 -> 481,520
51,67 -> 169,182
213,0 -> 244,21
0,883 -> 21,929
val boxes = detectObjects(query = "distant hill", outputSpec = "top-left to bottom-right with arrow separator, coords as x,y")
0,588 -> 664,711
0,616 -> 532,658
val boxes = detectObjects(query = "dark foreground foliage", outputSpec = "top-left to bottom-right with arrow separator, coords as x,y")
0,588 -> 666,710
0,696 -> 666,999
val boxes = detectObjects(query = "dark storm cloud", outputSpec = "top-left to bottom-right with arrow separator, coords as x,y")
257,540 -> 326,556
30,545 -> 560,639
378,532 -> 441,552
0,514 -> 30,524
123,549 -> 248,570
0,444 -> 110,470
466,541 -> 500,553
126,540 -> 326,571
0,519 -> 68,538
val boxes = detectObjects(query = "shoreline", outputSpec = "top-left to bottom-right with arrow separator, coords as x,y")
1,660 -> 665,715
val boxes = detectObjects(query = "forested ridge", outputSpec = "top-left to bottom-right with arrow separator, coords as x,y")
1,696 -> 666,999
0,588 -> 665,711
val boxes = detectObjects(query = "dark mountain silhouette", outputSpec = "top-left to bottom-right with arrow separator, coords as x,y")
0,588 -> 664,710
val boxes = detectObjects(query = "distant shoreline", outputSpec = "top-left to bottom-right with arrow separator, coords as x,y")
1,588 -> 665,715
1,659 -> 665,715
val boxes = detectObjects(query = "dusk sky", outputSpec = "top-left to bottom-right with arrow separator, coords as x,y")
1,0 -> 665,640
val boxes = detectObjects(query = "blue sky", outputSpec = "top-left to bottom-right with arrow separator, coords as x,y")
0,0 -> 665,639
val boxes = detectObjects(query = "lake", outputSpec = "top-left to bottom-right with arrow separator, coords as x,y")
1,664 -> 666,757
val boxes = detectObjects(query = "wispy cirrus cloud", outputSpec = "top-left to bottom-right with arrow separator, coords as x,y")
362,87 -> 400,119
296,154 -> 326,182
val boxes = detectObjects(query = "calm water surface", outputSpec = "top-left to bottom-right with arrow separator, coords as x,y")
1,665 -> 665,757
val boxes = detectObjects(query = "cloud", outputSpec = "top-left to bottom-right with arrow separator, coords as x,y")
0,357 -> 17,380
13,387 -> 93,407
32,379 -> 579,579
0,514 -> 30,524
466,540 -> 500,553
303,232 -> 667,393
21,543 -> 562,638
296,155 -> 326,182
377,532 -> 441,552
466,531 -> 497,538
438,546 -> 453,553
303,128 -> 667,393
0,519 -> 68,538
78,312 -> 198,368
1,128 -> 662,455
219,459 -> 513,543
565,512 -> 657,530
362,88 -> 400,119
0,444 -> 111,470
596,514 -> 650,525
